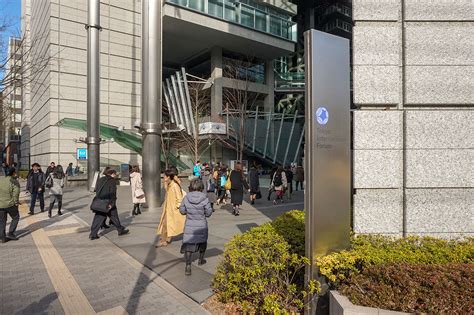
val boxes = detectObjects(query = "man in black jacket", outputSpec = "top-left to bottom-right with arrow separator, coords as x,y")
89,169 -> 129,240
26,163 -> 45,215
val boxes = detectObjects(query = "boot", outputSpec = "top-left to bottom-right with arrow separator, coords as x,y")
7,233 -> 19,241
58,210 -> 62,216
198,251 -> 207,265
185,264 -> 192,276
48,209 -> 52,218
137,205 -> 142,215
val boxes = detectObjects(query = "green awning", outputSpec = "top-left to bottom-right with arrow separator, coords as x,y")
56,118 -> 188,170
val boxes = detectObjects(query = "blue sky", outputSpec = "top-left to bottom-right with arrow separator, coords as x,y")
1,0 -> 21,81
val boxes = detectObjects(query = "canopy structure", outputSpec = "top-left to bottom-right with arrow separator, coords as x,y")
56,118 -> 188,170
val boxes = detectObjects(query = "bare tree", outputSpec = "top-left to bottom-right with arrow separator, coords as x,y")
223,57 -> 262,162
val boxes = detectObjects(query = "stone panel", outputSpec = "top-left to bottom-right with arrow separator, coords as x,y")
405,0 -> 474,21
353,110 -> 402,149
353,66 -> 399,105
405,66 -> 474,104
353,0 -> 400,21
406,22 -> 474,65
354,150 -> 402,188
353,189 -> 403,235
406,110 -> 474,149
353,22 -> 399,65
406,189 -> 474,234
406,149 -> 474,188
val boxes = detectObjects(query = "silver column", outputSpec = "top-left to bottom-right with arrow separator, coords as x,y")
86,0 -> 101,189
141,0 -> 162,210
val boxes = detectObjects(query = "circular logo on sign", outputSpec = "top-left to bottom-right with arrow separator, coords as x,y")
316,107 -> 329,125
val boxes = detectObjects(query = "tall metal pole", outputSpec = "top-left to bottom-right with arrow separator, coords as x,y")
141,0 -> 162,210
86,0 -> 101,189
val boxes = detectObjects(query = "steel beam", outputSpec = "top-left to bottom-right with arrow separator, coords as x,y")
273,111 -> 285,164
141,0 -> 162,210
263,109 -> 273,159
283,110 -> 298,166
86,0 -> 101,190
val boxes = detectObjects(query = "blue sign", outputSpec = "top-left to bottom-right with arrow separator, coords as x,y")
316,107 -> 329,125
77,148 -> 88,160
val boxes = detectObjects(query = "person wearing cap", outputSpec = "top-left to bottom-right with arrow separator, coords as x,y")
26,163 -> 46,214
0,167 -> 21,243
89,168 -> 129,240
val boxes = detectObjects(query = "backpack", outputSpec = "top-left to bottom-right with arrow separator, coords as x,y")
207,178 -> 216,192
45,175 -> 53,188
273,173 -> 283,187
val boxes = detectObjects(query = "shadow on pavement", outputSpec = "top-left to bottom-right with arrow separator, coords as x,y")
18,292 -> 59,315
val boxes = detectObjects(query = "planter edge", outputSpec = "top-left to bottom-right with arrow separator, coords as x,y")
329,291 -> 410,315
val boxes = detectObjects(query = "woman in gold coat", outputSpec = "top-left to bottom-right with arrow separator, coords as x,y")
156,168 -> 186,247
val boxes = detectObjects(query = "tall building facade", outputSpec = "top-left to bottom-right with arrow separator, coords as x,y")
21,0 -> 296,169
352,0 -> 473,237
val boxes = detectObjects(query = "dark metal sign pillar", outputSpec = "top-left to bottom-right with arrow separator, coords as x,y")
141,0 -> 162,210
86,0 -> 101,190
304,30 -> 351,314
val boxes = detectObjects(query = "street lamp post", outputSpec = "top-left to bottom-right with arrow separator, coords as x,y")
141,0 -> 163,210
86,0 -> 101,189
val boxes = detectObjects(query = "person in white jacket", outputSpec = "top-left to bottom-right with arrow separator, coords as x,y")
130,165 -> 146,216
46,165 -> 65,218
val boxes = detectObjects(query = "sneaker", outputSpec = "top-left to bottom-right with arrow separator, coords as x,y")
28,211 -> 34,215
58,210 -> 62,216
118,228 -> 130,236
185,264 -> 192,276
251,200 -> 255,205
198,259 -> 207,266
235,210 -> 240,216
6,233 -> 19,241
0,237 -> 8,244
89,235 -> 100,240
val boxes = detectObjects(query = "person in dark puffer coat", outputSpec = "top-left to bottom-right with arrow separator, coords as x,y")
179,178 -> 213,276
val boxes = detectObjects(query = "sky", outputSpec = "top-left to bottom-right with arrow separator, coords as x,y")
1,0 -> 21,82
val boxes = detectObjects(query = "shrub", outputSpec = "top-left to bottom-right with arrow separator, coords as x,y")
339,263 -> 474,314
272,210 -> 305,257
212,223 -> 319,313
316,235 -> 474,286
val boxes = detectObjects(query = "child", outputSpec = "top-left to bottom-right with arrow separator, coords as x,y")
179,178 -> 213,276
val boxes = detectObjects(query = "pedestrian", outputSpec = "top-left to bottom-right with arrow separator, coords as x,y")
66,163 -> 74,177
285,165 -> 294,200
229,162 -> 249,216
46,165 -> 65,218
45,161 -> 56,179
0,167 -> 20,243
295,164 -> 304,191
201,165 -> 217,211
216,165 -> 228,206
248,162 -> 260,205
26,163 -> 45,214
271,166 -> 287,204
89,169 -> 129,240
179,178 -> 213,276
267,166 -> 277,200
2,162 -> 9,176
156,168 -> 186,247
130,165 -> 145,216
193,160 -> 201,178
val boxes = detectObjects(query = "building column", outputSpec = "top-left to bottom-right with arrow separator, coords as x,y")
264,60 -> 274,112
211,46 -> 223,121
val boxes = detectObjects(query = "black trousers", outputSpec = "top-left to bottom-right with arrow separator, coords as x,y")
90,208 -> 124,237
295,181 -> 304,191
0,206 -> 20,237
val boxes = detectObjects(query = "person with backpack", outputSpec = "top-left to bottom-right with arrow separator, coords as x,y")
271,166 -> 287,204
130,165 -> 145,216
229,162 -> 249,216
46,165 -> 65,217
26,163 -> 46,215
201,165 -> 217,211
179,178 -> 213,276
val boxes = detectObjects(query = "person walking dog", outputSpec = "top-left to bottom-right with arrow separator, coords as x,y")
179,178 -> 213,275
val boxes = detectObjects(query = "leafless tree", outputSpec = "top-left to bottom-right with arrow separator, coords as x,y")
223,57 -> 262,162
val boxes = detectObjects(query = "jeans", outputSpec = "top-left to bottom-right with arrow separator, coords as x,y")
30,191 -> 45,213
0,206 -> 20,237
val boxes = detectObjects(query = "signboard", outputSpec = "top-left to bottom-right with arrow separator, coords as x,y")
198,122 -> 227,135
77,148 -> 88,160
120,164 -> 131,181
304,30 -> 351,312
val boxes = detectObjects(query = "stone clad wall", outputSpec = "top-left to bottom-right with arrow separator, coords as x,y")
352,0 -> 474,238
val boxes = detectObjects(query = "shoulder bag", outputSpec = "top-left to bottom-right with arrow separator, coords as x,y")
90,179 -> 111,213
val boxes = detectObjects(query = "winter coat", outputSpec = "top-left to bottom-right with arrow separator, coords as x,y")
95,176 -> 118,209
157,178 -> 186,238
179,191 -> 212,244
0,176 -> 20,209
229,170 -> 249,206
27,171 -> 45,193
130,172 -> 146,204
272,171 -> 288,191
294,166 -> 304,182
248,168 -> 260,194
48,176 -> 65,196
202,171 -> 217,203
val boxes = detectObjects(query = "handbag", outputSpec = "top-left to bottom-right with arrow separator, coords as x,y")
224,176 -> 232,190
135,188 -> 145,199
90,179 -> 111,213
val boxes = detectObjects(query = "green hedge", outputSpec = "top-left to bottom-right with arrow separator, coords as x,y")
339,263 -> 474,314
272,210 -> 305,257
212,222 -> 318,314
